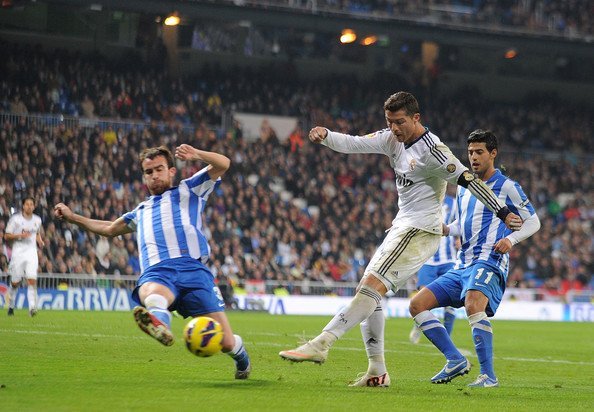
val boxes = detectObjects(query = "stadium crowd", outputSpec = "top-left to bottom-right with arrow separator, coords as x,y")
227,0 -> 594,38
0,46 -> 592,299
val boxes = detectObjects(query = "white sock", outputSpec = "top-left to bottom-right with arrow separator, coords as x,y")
468,311 -> 488,327
320,285 -> 382,343
144,293 -> 168,310
27,285 -> 37,310
413,309 -> 439,326
228,334 -> 250,371
229,334 -> 244,356
8,285 -> 17,309
360,305 -> 386,375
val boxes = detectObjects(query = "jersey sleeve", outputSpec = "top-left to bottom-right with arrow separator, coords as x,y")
504,180 -> 536,221
121,207 -> 139,231
6,216 -> 17,234
323,129 -> 396,156
182,166 -> 221,200
35,216 -> 42,234
425,142 -> 467,184
446,196 -> 457,225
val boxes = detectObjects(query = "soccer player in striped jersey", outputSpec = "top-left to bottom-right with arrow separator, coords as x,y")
410,129 -> 541,387
54,145 -> 251,379
279,92 -> 523,387
409,193 -> 458,344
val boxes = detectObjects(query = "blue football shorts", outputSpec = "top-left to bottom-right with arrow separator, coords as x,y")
416,262 -> 455,289
132,256 -> 225,318
426,261 -> 506,317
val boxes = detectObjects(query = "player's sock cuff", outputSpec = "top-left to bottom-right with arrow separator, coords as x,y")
468,311 -> 488,326
229,334 -> 244,356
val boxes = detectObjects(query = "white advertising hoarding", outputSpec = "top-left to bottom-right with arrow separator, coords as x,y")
235,295 -> 578,322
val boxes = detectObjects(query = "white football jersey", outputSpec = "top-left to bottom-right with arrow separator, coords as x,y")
323,128 -> 466,234
6,212 -> 42,257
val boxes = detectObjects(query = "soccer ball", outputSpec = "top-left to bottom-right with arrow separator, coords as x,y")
183,316 -> 224,357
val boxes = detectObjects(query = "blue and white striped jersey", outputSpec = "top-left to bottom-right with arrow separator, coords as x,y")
425,195 -> 457,266
122,167 -> 220,273
453,169 -> 535,276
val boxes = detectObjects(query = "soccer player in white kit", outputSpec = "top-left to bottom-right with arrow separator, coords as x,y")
408,193 -> 459,344
279,92 -> 523,387
5,197 -> 44,316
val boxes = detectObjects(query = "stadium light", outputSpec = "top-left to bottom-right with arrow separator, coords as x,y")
164,12 -> 180,26
504,48 -> 517,59
360,35 -> 378,46
340,29 -> 356,44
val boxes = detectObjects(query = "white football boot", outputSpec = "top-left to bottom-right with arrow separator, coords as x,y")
279,341 -> 328,364
349,372 -> 391,387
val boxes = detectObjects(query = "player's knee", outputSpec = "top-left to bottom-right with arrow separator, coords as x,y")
409,295 -> 425,317
409,289 -> 438,316
464,290 -> 488,315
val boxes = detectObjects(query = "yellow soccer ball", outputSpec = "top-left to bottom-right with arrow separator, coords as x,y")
183,316 -> 224,357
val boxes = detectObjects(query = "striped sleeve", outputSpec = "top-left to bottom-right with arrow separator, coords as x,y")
122,206 -> 138,231
183,166 -> 221,199
503,180 -> 536,221
446,196 -> 457,224
466,178 -> 506,215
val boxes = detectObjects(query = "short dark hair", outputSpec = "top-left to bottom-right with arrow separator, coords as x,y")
383,91 -> 420,116
467,129 -> 498,152
139,146 -> 174,171
22,197 -> 35,206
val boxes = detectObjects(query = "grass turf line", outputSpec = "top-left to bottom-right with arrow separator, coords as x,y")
1,310 -> 593,411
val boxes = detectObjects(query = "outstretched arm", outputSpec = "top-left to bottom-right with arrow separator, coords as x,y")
457,171 -> 523,231
309,126 -> 393,155
175,144 -> 230,180
309,126 -> 328,144
54,203 -> 133,238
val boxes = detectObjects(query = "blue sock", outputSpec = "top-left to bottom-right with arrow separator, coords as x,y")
443,307 -> 456,336
469,312 -> 495,379
229,334 -> 250,371
415,311 -> 464,361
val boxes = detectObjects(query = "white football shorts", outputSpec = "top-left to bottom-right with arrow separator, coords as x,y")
8,253 -> 39,283
365,226 -> 441,292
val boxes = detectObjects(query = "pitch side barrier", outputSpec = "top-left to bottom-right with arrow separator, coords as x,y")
0,274 -> 592,322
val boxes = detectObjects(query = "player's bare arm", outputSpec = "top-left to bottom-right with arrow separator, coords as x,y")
308,127 -> 328,143
175,144 -> 230,180
54,203 -> 133,238
4,231 -> 32,241
36,229 -> 45,248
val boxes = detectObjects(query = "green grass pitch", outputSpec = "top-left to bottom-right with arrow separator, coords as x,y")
1,310 -> 593,411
